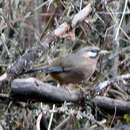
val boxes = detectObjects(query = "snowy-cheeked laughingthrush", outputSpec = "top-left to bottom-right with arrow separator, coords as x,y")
24,46 -> 108,85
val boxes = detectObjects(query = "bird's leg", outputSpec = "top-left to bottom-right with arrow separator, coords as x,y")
59,84 -> 72,95
62,85 -> 72,95
65,87 -> 72,95
75,83 -> 86,93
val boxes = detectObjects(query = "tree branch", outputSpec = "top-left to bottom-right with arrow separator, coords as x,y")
10,78 -> 83,103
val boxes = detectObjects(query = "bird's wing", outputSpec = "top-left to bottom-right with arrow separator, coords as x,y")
51,54 -> 77,67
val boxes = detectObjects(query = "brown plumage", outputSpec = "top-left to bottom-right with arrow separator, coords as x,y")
25,46 -> 108,84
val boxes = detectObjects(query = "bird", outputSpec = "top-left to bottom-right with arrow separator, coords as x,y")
24,46 -> 109,85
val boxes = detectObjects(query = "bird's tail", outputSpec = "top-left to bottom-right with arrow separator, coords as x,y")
23,66 -> 71,74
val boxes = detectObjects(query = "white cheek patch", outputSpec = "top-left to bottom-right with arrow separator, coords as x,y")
87,51 -> 97,58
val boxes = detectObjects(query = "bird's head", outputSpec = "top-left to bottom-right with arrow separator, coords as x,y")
77,46 -> 109,59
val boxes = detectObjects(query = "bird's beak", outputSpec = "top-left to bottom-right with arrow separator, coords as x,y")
99,50 -> 110,55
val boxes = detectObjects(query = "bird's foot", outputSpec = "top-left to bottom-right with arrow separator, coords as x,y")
75,84 -> 86,93
66,87 -> 72,95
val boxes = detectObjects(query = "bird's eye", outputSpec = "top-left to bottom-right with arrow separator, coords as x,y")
91,49 -> 99,53
87,51 -> 98,58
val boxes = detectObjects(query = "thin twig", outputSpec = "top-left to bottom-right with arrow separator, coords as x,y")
115,0 -> 128,40
97,11 -> 130,15
48,104 -> 55,130
93,73 -> 130,91
113,4 -> 120,77
108,46 -> 130,60
54,116 -> 70,130
0,34 -> 11,57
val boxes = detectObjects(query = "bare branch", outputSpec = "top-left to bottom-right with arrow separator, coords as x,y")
10,78 -> 83,103
93,96 -> 130,114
